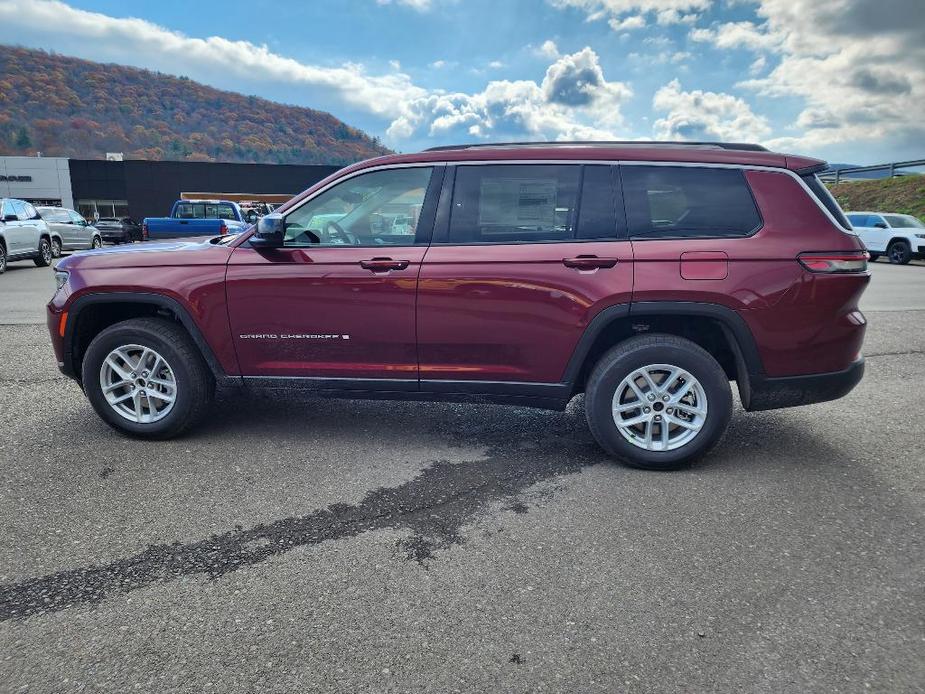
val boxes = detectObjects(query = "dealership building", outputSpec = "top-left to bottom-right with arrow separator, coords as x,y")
0,155 -> 339,221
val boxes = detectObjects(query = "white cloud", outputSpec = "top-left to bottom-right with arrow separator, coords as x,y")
652,79 -> 771,142
690,20 -> 783,52
392,47 -> 633,141
713,0 -> 925,151
550,0 -> 711,30
608,15 -> 646,31
488,60 -> 505,69
375,0 -> 434,10
536,39 -> 561,59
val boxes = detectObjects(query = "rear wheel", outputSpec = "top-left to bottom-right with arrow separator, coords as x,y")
33,237 -> 52,267
0,243 -> 6,274
50,237 -> 62,258
584,334 -> 732,470
82,317 -> 214,439
887,240 -> 912,265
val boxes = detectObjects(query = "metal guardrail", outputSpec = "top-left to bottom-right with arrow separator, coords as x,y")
820,159 -> 925,184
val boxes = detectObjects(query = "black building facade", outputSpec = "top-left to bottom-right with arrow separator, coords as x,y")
68,159 -> 340,221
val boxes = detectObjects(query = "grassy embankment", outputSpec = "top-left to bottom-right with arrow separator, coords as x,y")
829,175 -> 925,220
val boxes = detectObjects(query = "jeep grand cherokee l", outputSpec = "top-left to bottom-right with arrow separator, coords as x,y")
47,142 -> 869,470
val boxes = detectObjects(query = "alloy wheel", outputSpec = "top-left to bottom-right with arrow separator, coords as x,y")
51,238 -> 62,258
611,363 -> 708,452
41,239 -> 52,264
99,344 -> 177,423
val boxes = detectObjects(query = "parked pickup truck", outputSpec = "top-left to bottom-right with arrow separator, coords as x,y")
142,200 -> 249,240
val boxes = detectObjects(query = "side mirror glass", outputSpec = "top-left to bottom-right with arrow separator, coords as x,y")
250,213 -> 284,248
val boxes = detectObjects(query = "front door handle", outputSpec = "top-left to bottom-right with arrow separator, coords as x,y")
562,255 -> 618,270
360,257 -> 410,272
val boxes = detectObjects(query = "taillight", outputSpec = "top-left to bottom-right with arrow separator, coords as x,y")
142,221 -> 149,241
798,251 -> 868,274
219,221 -> 228,235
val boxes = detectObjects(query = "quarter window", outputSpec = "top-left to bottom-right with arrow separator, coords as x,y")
622,166 -> 762,239
283,167 -> 434,247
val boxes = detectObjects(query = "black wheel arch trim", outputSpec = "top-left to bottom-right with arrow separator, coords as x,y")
62,291 -> 234,384
561,301 -> 765,403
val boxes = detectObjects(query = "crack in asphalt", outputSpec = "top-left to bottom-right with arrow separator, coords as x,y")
0,434 -> 600,621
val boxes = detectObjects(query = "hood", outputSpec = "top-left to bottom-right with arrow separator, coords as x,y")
57,238 -> 234,270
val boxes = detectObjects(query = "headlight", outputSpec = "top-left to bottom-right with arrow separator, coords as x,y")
54,270 -> 69,291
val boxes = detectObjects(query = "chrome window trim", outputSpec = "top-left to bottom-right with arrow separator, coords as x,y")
277,158 -> 853,236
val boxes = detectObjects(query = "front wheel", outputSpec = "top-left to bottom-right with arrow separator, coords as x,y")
91,236 -> 102,249
82,317 -> 215,439
33,237 -> 52,267
868,253 -> 880,262
584,334 -> 732,470
50,237 -> 62,258
887,240 -> 912,265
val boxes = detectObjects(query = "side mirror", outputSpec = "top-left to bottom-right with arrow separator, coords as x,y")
2,213 -> 17,223
874,222 -> 888,229
249,213 -> 284,248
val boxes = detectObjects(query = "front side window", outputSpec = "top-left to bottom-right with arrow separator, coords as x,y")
883,214 -> 925,229
69,210 -> 87,225
623,166 -> 762,239
283,167 -> 433,247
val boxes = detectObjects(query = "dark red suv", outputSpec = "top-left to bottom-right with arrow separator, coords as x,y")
47,142 -> 869,469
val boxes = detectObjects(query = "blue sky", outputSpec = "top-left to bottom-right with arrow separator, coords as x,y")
1,0 -> 923,164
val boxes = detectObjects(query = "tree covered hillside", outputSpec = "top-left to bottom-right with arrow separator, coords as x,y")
0,45 -> 390,165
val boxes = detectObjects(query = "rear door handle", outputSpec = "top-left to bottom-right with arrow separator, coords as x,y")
562,255 -> 618,270
360,257 -> 410,272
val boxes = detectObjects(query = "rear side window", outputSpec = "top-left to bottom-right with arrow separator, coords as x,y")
622,166 -> 761,239
446,164 -> 621,244
176,203 -> 204,219
801,174 -> 851,230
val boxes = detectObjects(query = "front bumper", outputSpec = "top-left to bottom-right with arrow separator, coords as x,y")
745,358 -> 865,411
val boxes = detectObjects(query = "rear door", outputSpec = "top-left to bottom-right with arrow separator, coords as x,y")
42,208 -> 72,247
227,165 -> 442,382
416,163 -> 633,384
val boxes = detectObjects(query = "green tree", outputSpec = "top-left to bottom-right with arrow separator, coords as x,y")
15,126 -> 31,148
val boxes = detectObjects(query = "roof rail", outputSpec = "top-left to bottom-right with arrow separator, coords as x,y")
423,140 -> 769,153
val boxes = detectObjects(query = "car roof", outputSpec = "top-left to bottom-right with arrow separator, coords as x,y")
342,141 -> 824,173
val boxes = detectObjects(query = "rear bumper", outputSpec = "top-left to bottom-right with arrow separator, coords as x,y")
98,230 -> 128,241
745,358 -> 864,412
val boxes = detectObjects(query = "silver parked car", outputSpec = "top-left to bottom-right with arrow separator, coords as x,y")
0,198 -> 53,274
36,206 -> 103,258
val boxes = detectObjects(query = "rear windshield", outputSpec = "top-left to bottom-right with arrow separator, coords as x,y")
802,174 -> 851,229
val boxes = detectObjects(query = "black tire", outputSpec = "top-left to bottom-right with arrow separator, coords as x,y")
584,334 -> 732,470
91,236 -> 102,249
33,237 -> 52,267
0,242 -> 6,274
82,317 -> 215,439
868,253 -> 880,262
51,237 -> 62,258
887,240 -> 912,265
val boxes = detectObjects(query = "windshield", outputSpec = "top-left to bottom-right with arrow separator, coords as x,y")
883,214 -> 925,229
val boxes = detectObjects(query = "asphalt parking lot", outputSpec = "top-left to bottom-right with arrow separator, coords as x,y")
0,255 -> 923,693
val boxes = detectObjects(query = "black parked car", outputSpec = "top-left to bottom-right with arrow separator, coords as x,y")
94,217 -> 143,244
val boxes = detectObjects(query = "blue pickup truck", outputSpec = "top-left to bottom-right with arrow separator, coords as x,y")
142,200 -> 249,240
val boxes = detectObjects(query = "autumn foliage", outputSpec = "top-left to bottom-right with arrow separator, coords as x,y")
0,45 -> 391,165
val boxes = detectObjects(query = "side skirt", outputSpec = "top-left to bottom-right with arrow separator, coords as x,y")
241,377 -> 571,411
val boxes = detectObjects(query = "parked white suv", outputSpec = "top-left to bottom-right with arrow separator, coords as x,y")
0,198 -> 53,273
846,211 -> 925,264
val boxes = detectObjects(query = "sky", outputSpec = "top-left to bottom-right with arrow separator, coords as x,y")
0,0 -> 923,165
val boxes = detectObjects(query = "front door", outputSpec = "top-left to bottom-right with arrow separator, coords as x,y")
226,165 -> 442,383
417,163 -> 634,384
